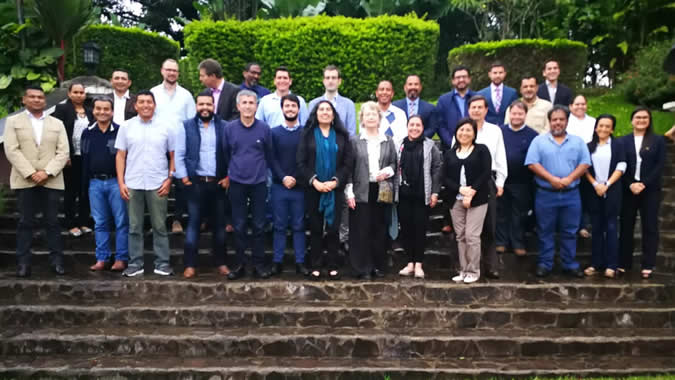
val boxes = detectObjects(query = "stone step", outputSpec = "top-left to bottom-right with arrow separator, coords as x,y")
2,277 -> 673,307
3,326 -> 675,358
2,354 -> 674,378
2,304 -> 673,330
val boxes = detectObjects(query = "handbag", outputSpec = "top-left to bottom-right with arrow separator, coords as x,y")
377,180 -> 394,204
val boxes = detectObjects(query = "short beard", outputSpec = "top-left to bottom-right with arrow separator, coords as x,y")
283,113 -> 298,122
551,128 -> 566,137
198,111 -> 214,122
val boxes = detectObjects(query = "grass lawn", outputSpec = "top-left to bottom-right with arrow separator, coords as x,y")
355,91 -> 675,138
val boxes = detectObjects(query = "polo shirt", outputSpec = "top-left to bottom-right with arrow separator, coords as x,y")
81,122 -> 119,177
524,132 -> 591,189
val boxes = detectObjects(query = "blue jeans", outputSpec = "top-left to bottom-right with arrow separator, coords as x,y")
534,187 -> 581,271
88,178 -> 129,262
271,183 -> 305,264
184,180 -> 227,268
229,181 -> 267,269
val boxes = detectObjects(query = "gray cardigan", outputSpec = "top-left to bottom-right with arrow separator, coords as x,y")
345,134 -> 397,203
396,137 -> 442,205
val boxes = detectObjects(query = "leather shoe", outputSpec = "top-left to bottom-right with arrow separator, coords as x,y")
253,266 -> 271,279
217,265 -> 230,276
270,262 -> 283,276
485,270 -> 500,279
111,260 -> 127,271
183,267 -> 196,278
535,266 -> 550,278
372,268 -> 385,278
90,261 -> 106,271
52,264 -> 65,275
563,268 -> 584,279
16,264 -> 31,278
296,263 -> 310,276
227,265 -> 246,280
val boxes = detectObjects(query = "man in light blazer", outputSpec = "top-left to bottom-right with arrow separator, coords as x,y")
477,62 -> 518,126
392,74 -> 437,138
3,85 -> 70,277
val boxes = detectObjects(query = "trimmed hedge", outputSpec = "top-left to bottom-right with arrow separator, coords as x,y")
183,15 -> 439,102
447,39 -> 587,91
66,25 -> 180,92
620,37 -> 675,108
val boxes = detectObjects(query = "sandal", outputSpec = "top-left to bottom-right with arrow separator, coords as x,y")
641,269 -> 653,279
583,266 -> 597,276
604,269 -> 616,279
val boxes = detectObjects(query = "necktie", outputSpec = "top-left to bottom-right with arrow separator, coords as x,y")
494,87 -> 502,113
408,101 -> 415,117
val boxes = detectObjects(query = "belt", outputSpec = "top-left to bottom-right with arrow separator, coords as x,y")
196,176 -> 217,183
91,174 -> 115,180
537,184 -> 578,193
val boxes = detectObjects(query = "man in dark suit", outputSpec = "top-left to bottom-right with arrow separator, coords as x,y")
392,74 -> 437,138
110,69 -> 136,125
477,62 -> 518,126
436,66 -> 477,150
536,59 -> 574,106
198,58 -> 240,121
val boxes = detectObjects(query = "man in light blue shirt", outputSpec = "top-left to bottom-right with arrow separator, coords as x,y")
115,90 -> 175,278
151,58 -> 196,234
255,66 -> 309,128
525,105 -> 591,278
308,65 -> 356,136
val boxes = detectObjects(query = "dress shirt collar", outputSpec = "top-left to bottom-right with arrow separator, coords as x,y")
546,80 -> 557,89
452,89 -> 468,98
281,121 -> 300,132
26,110 -> 45,121
114,90 -> 130,100
321,92 -> 341,103
490,83 -> 503,92
546,132 -> 569,144
407,97 -> 418,106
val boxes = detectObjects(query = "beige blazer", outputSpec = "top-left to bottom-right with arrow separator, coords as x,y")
3,112 -> 69,190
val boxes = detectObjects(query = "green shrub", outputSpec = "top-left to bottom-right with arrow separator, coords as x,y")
447,39 -> 587,91
183,15 -> 439,102
0,103 -> 8,119
619,37 -> 675,108
65,25 -> 180,92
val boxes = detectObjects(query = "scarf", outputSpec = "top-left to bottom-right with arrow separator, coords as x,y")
314,126 -> 338,226
400,136 -> 425,195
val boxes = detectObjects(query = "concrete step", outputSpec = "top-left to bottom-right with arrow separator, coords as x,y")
2,354 -> 674,378
2,303 -> 673,330
3,326 -> 675,359
2,276 -> 673,307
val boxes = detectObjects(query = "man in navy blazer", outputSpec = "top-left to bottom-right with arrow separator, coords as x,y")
536,59 -> 574,106
436,66 -> 476,149
392,74 -> 437,138
477,62 -> 518,126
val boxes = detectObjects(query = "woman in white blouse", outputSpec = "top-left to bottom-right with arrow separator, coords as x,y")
583,115 -> 626,279
345,101 -> 397,280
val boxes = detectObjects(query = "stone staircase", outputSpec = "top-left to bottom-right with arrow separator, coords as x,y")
0,143 -> 674,378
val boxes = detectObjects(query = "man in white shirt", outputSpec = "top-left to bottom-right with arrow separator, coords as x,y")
151,58 -> 196,234
468,95 -> 508,279
110,69 -> 136,125
567,95 -> 596,144
375,80 -> 407,150
256,66 -> 309,128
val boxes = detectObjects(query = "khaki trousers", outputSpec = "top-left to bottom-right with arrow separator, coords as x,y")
450,199 -> 488,277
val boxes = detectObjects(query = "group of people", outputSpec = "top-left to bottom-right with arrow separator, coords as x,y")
3,57 -> 666,283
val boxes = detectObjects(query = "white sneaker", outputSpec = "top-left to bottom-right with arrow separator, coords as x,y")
463,273 -> 479,284
452,272 -> 465,282
153,266 -> 174,276
122,267 -> 144,277
399,264 -> 414,277
414,266 -> 425,279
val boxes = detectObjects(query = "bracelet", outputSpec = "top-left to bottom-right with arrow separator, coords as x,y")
592,181 -> 599,188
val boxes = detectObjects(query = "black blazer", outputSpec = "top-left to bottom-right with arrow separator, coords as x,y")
52,99 -> 94,158
392,98 -> 437,138
212,80 -> 240,121
621,133 -> 666,192
585,138 -> 626,213
537,82 -> 574,106
296,125 -> 353,191
442,143 -> 492,207
122,94 -> 138,121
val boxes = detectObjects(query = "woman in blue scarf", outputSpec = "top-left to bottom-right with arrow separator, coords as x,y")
297,100 -> 353,280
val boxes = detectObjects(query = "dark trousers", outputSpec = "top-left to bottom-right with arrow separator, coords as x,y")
349,183 -> 387,276
306,188 -> 344,271
63,156 -> 90,228
591,194 -> 620,271
16,187 -> 64,266
172,179 -> 187,225
619,189 -> 660,270
480,179 -> 498,272
184,180 -> 227,268
496,183 -> 531,250
398,195 -> 428,264
229,181 -> 267,269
